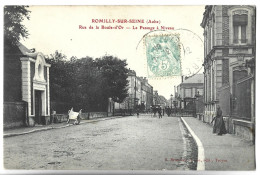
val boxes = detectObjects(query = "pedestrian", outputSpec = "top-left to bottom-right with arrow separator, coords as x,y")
166,106 -> 171,117
137,110 -> 139,118
211,105 -> 227,135
162,108 -> 164,116
158,107 -> 162,118
152,106 -> 156,117
67,108 -> 71,123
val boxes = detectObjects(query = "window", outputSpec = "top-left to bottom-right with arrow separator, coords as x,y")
184,88 -> 191,97
34,55 -> 45,82
233,13 -> 248,44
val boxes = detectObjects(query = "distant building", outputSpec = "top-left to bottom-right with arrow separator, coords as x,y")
152,90 -> 167,108
201,5 -> 255,141
4,41 -> 51,128
140,77 -> 153,110
176,74 -> 204,111
114,69 -> 153,112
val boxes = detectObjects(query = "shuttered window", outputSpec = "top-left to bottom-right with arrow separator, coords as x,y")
233,14 -> 248,44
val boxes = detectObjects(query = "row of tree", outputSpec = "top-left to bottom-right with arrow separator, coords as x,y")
47,51 -> 129,113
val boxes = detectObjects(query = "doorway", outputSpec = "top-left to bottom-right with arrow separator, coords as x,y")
35,90 -> 42,124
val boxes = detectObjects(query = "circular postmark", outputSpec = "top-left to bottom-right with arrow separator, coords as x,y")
175,28 -> 204,78
137,29 -> 203,79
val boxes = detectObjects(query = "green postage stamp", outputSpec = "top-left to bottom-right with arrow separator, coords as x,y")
145,34 -> 181,78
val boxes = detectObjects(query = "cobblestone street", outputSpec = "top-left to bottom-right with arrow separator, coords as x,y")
4,115 -> 196,170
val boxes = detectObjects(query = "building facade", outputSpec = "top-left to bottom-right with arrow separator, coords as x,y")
114,69 -> 153,112
176,74 -> 204,112
201,5 -> 255,141
4,42 -> 51,127
140,77 -> 153,110
154,92 -> 168,109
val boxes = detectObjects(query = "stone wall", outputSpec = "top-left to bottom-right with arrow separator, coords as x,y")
4,101 -> 28,129
81,112 -> 108,120
232,119 -> 254,142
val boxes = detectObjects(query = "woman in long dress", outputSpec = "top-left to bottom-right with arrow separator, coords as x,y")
213,106 -> 227,135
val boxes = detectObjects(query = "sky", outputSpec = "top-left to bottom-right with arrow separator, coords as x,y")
21,5 -> 205,99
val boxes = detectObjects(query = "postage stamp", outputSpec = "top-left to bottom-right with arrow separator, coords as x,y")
144,34 -> 181,78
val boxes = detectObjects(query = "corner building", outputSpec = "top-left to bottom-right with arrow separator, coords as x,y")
201,5 -> 255,141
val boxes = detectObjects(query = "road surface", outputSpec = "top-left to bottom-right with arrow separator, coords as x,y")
4,115 -> 197,170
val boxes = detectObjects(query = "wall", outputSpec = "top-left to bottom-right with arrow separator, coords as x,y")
232,119 -> 254,141
81,112 -> 109,119
4,102 -> 28,129
51,112 -> 112,123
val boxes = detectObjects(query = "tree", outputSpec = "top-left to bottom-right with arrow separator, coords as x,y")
46,51 -> 72,112
4,6 -> 30,102
95,56 -> 129,103
47,53 -> 129,113
4,6 -> 31,46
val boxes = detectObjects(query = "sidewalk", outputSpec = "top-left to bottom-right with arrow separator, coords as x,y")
181,117 -> 255,171
3,116 -> 129,138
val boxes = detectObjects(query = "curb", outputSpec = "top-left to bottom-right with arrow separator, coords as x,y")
180,117 -> 205,171
4,115 -> 130,138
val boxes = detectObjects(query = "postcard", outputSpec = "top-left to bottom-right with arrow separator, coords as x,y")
2,5 -> 256,172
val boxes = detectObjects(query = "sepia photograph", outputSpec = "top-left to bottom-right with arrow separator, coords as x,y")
1,1 -> 258,174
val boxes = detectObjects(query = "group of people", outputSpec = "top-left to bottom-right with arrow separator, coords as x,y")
150,105 -> 163,118
136,105 -> 227,136
136,105 -> 163,118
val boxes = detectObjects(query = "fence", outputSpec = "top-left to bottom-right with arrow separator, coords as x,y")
4,101 -> 28,129
218,85 -> 232,133
235,77 -> 252,120
114,109 -> 133,116
218,85 -> 231,116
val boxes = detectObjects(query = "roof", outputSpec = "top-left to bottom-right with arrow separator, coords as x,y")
17,42 -> 40,58
182,74 -> 204,84
17,42 -> 33,55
